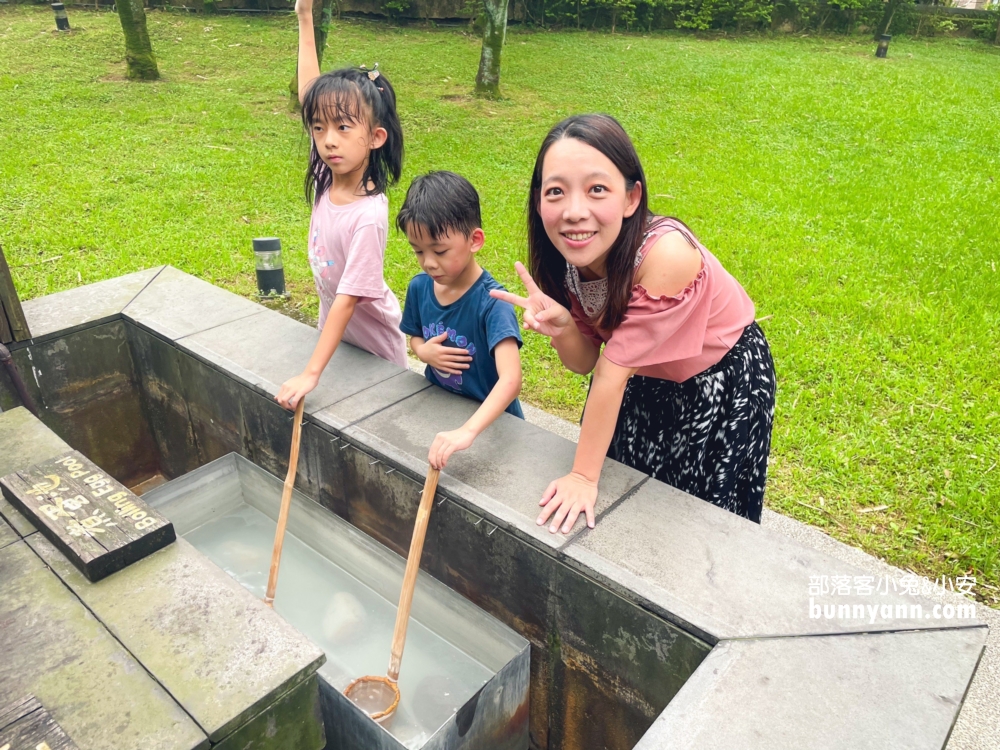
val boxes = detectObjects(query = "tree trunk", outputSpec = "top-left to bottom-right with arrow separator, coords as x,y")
874,0 -> 897,39
475,0 -> 508,98
289,0 -> 329,111
995,11 -> 999,45
116,0 -> 159,80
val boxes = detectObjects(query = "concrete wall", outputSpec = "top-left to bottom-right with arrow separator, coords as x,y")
1,266 -> 988,750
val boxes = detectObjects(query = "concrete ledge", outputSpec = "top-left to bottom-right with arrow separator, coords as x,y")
565,478 -> 980,639
0,406 -> 68,538
4,270 -> 989,750
637,627 -> 988,750
28,532 -> 325,743
19,266 -> 164,344
0,540 -> 209,750
345,387 -> 646,549
123,266 -> 261,341
176,306 -> 414,416
0,515 -> 18,550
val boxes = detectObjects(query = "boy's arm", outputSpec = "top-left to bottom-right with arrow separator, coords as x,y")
295,0 -> 321,104
276,293 -> 358,409
428,338 -> 522,470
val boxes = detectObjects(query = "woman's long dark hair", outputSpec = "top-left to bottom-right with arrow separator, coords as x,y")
528,113 -> 661,332
301,66 -> 403,204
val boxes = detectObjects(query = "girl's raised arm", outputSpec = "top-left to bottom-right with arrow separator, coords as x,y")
295,0 -> 321,104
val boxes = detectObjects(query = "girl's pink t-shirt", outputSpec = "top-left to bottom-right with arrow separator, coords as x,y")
568,218 -> 756,383
308,192 -> 407,368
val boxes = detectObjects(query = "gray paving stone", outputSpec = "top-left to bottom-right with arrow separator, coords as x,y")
20,266 -> 165,341
0,406 -> 66,538
0,516 -> 17,550
636,627 -> 988,750
567,479 -> 981,639
0,494 -> 36,538
760,508 -> 1000,750
28,534 -> 325,743
313,369 -> 432,430
0,540 -> 209,750
346,387 -> 646,550
123,265 -> 262,341
0,406 -> 72,478
178,307 -> 407,413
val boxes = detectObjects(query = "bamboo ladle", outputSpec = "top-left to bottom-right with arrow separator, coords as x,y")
344,466 -> 442,722
263,397 -> 305,607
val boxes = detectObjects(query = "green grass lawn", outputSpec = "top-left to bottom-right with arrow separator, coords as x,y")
1,6 -> 998,603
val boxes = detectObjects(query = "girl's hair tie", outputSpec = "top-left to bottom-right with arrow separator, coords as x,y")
360,62 -> 380,82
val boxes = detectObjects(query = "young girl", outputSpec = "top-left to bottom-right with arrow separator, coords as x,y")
492,114 -> 776,532
276,0 -> 407,410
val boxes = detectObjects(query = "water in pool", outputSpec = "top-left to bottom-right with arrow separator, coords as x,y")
184,504 -> 494,748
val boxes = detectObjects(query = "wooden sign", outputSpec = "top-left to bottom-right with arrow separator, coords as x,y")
0,450 -> 175,582
0,695 -> 79,750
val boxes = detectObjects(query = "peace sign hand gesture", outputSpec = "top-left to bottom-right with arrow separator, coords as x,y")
489,262 -> 574,340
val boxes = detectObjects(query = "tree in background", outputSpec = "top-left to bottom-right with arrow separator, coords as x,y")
115,0 -> 159,80
289,0 -> 330,110
873,0 -> 912,38
475,0 -> 508,98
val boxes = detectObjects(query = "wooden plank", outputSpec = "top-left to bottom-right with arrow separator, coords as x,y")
0,245 -> 30,345
0,451 -> 175,582
0,695 -> 79,750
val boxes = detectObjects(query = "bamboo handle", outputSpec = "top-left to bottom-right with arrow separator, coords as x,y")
387,466 -> 440,682
264,397 -> 305,607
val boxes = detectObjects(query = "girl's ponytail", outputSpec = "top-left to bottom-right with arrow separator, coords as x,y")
301,65 -> 404,203
364,68 -> 403,195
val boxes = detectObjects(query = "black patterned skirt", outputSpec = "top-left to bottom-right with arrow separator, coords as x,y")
607,322 -> 776,523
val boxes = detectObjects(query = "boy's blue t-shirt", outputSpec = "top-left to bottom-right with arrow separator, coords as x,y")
400,269 -> 524,418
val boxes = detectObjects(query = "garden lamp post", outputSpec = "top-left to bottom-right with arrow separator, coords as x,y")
51,2 -> 70,31
875,34 -> 891,58
253,237 -> 287,298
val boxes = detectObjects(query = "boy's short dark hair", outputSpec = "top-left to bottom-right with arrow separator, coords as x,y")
396,171 -> 482,240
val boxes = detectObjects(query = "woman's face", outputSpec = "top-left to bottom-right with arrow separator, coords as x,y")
537,137 -> 642,277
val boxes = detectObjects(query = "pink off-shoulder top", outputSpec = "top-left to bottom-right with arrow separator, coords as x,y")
567,218 -> 756,383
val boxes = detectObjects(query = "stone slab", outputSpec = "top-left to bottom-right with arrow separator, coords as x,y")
568,479 -> 983,640
0,515 -> 18,549
212,675 -> 325,750
0,406 -> 68,538
0,540 -> 209,750
0,406 -> 72,478
177,307 -> 408,413
28,533 -> 326,743
0,495 -> 37,537
636,627 -> 988,750
346,387 -> 646,550
312,369 -> 432,430
19,267 -> 164,342
123,265 -> 262,341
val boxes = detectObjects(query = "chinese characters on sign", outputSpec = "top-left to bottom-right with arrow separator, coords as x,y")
1,450 -> 175,582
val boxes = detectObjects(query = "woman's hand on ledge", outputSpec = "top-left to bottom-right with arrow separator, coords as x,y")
537,471 -> 598,534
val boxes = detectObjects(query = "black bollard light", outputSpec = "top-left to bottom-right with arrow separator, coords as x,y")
51,2 -> 71,31
253,237 -> 287,298
875,34 -> 891,58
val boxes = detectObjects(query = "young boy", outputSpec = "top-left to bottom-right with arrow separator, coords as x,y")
397,171 -> 523,471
